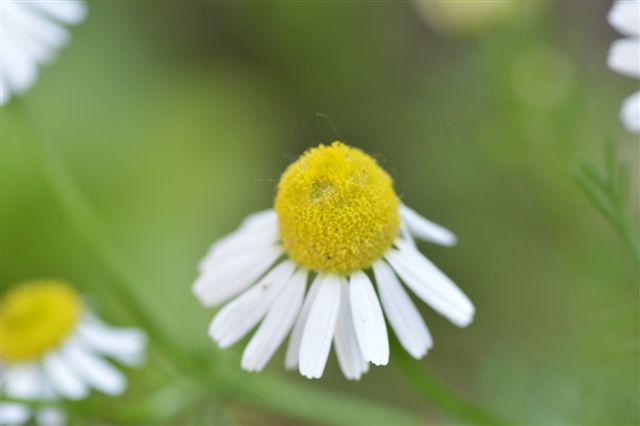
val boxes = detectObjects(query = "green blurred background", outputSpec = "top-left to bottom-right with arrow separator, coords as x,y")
2,1 -> 638,425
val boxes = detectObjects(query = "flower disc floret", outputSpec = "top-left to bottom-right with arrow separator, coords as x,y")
275,142 -> 399,273
0,280 -> 83,362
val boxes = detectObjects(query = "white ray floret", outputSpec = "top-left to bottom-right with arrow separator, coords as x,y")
59,338 -> 126,396
242,269 -> 307,372
0,402 -> 30,425
608,38 -> 640,78
42,351 -> 88,400
400,204 -> 457,246
373,259 -> 432,359
299,274 -> 342,379
349,271 -> 389,366
386,239 -> 474,327
208,260 -> 296,348
608,0 -> 640,37
621,92 -> 640,133
0,0 -> 87,105
607,0 -> 640,133
285,275 -> 322,370
333,279 -> 369,380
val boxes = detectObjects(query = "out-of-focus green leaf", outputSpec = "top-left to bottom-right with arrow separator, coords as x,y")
217,368 -> 424,426
392,339 -> 509,425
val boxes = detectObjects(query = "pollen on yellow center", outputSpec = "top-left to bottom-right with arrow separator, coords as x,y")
0,280 -> 83,362
275,141 -> 399,273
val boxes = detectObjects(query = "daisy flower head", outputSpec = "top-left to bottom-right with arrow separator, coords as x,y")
193,142 -> 474,380
607,0 -> 640,133
0,280 -> 147,425
0,0 -> 87,106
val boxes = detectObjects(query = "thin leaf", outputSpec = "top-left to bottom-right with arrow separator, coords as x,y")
573,137 -> 640,265
573,168 -> 619,225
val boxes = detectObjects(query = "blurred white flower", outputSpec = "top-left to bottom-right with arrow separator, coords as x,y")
0,280 -> 147,426
413,0 -> 522,37
193,142 -> 474,380
0,0 -> 86,106
607,0 -> 640,133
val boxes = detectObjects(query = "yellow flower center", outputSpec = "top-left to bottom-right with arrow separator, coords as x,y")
0,280 -> 83,362
275,142 -> 399,273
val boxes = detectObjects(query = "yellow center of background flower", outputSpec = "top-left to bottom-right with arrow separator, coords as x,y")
0,280 -> 83,362
275,142 -> 399,273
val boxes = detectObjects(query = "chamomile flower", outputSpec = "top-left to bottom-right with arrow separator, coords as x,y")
0,0 -> 87,106
193,142 -> 474,380
0,280 -> 147,425
607,0 -> 640,133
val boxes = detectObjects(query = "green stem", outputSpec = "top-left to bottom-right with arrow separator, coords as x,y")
392,340 -> 509,425
218,368 -> 424,426
12,102 -> 199,378
574,162 -> 640,265
18,120 -> 178,352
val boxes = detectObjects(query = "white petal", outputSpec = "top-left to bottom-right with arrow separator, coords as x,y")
0,403 -> 30,426
76,315 -> 147,366
35,408 -> 66,426
1,37 -> 39,93
373,260 -> 432,359
60,339 -> 127,396
1,17 -> 54,78
42,351 -> 88,400
333,279 -> 368,380
608,0 -> 640,37
2,2 -> 70,49
400,204 -> 457,246
241,269 -> 307,372
399,221 -> 417,248
28,0 -> 87,25
0,73 -> 9,105
0,0 -> 86,106
209,261 -> 296,348
38,377 -> 57,401
385,240 -> 474,327
198,213 -> 279,273
193,244 -> 283,307
349,271 -> 389,366
621,91 -> 640,133
284,274 -> 322,370
608,38 -> 640,78
239,209 -> 278,229
3,364 -> 45,399
197,235 -> 280,276
0,0 -> 83,106
299,274 -> 342,379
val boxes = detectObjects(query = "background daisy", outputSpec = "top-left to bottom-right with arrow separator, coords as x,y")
607,0 -> 640,133
0,280 -> 147,426
0,0 -> 86,105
